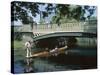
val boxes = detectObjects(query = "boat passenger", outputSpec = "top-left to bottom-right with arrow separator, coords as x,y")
50,46 -> 59,56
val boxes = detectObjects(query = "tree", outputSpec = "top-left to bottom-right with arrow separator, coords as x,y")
46,4 -> 96,22
46,4 -> 83,23
11,1 -> 96,24
80,6 -> 97,21
11,1 -> 44,24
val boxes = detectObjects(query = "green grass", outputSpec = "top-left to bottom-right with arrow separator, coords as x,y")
14,40 -> 24,49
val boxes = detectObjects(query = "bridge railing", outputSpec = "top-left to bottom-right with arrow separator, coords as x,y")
12,25 -> 32,32
12,20 -> 97,34
83,21 -> 97,33
32,21 -> 97,34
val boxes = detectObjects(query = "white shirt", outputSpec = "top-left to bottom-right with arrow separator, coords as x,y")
25,42 -> 31,48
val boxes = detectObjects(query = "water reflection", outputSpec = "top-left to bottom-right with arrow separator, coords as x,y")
14,46 -> 97,74
24,58 -> 34,73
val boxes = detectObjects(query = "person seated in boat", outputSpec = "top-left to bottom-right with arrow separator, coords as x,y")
49,46 -> 59,56
25,41 -> 33,57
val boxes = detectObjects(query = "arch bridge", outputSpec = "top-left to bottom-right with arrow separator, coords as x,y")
12,20 -> 97,45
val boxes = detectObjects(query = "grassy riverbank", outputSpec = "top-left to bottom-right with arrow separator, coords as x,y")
14,40 -> 24,49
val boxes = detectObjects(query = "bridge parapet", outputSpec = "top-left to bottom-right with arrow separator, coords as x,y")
33,22 -> 83,33
33,21 -> 97,34
12,20 -> 97,35
12,24 -> 32,32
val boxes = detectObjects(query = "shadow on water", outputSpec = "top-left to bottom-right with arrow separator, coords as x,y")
46,47 -> 97,70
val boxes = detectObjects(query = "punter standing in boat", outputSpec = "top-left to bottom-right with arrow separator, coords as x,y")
25,41 -> 33,57
50,46 -> 59,56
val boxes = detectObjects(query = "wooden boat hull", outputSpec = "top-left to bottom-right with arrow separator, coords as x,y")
27,46 -> 68,58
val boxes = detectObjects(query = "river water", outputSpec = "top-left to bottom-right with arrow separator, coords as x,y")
13,46 -> 97,74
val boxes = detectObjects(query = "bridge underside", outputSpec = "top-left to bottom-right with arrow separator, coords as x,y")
13,32 -> 97,49
33,32 -> 97,41
33,32 -> 97,49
